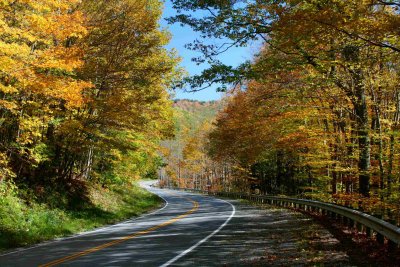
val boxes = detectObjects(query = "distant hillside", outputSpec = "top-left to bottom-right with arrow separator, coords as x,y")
173,99 -> 222,134
173,99 -> 219,110
159,99 -> 223,184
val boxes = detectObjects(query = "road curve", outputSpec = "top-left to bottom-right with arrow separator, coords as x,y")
0,182 -> 235,267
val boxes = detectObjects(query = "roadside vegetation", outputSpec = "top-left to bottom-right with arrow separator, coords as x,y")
0,0 -> 176,251
0,180 -> 162,251
163,0 -> 400,224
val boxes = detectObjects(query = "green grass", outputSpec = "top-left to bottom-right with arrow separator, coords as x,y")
0,181 -> 163,251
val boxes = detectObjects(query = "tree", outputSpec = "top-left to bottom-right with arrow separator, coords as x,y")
0,0 -> 90,180
169,0 -> 400,197
43,0 -> 179,184
0,0 -> 180,206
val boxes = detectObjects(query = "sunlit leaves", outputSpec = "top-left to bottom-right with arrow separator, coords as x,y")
0,0 -> 179,189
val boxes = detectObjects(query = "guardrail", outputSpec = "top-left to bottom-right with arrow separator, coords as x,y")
166,187 -> 400,250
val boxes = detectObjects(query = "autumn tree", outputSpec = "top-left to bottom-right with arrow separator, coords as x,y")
0,0 -> 179,207
39,0 -> 179,187
160,100 -> 229,190
0,0 -> 90,181
169,0 -> 400,199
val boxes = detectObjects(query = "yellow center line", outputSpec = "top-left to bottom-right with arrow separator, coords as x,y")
39,195 -> 199,267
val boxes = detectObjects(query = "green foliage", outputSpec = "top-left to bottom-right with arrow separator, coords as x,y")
173,99 -> 222,134
30,143 -> 52,166
0,180 -> 162,251
0,0 -> 176,250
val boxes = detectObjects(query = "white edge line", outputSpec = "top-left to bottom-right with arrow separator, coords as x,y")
160,197 -> 236,267
0,186 -> 169,257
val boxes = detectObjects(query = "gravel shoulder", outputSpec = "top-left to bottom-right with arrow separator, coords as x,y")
175,200 -> 353,266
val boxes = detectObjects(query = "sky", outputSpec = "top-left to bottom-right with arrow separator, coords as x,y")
161,0 -> 256,101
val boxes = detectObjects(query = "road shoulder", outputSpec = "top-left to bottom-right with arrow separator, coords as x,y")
174,199 -> 352,266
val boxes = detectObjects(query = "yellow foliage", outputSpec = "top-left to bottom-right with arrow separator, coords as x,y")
0,0 -> 90,107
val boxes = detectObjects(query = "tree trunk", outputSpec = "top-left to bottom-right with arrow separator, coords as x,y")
82,146 -> 94,180
354,78 -> 370,196
276,150 -> 284,192
387,134 -> 394,194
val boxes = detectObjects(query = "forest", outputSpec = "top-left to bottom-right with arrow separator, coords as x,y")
160,99 -> 222,189
0,0 -> 178,249
162,0 -> 400,225
2,0 -> 400,252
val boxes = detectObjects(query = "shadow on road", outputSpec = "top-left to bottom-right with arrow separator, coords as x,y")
175,201 -> 352,267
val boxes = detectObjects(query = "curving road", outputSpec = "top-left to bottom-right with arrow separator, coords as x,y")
0,182 -> 235,267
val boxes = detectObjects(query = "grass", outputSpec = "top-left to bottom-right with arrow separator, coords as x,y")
0,181 -> 163,252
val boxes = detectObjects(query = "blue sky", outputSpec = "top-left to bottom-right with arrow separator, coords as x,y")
161,0 -> 256,101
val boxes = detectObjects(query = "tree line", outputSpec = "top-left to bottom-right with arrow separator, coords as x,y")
165,0 -> 400,222
0,0 -> 178,204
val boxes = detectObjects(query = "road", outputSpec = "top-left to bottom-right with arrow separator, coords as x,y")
0,183 -> 235,267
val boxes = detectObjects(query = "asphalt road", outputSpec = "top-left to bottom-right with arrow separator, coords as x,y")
0,183 -> 235,267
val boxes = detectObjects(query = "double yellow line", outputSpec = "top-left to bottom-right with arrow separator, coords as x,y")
39,196 -> 199,267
